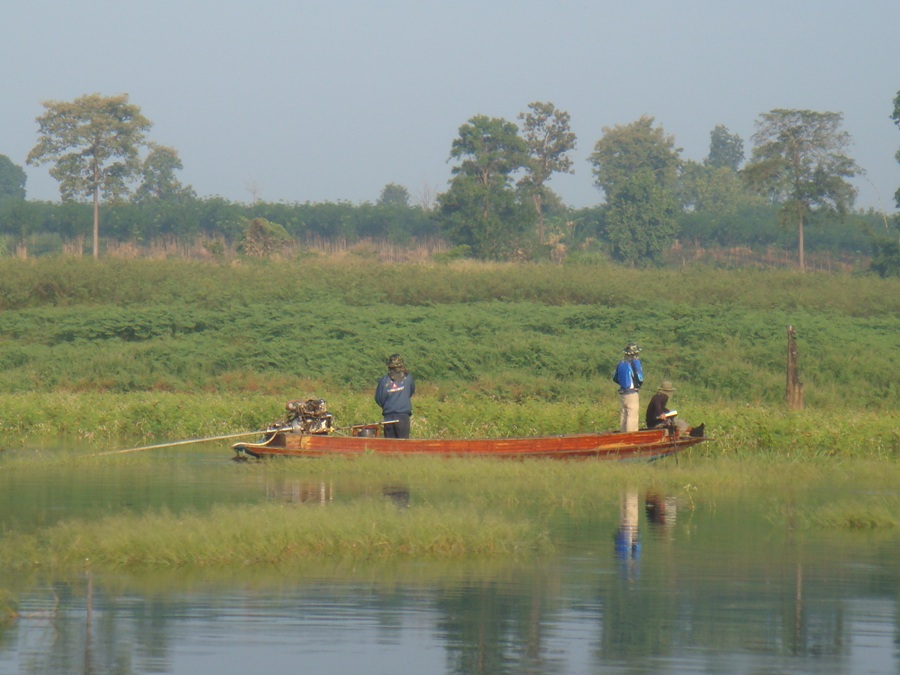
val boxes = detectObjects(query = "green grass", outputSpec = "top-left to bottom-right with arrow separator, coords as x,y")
804,498 -> 900,529
0,257 -> 896,409
1,393 -> 897,461
0,501 -> 550,571
2,453 -> 897,577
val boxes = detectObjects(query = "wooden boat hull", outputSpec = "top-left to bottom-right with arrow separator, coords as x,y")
232,427 -> 705,462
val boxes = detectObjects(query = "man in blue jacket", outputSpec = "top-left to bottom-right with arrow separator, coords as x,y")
374,353 -> 415,438
613,343 -> 643,432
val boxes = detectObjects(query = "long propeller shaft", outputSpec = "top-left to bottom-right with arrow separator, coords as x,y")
93,429 -> 269,456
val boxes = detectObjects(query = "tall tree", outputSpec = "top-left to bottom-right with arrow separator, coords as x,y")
605,167 -> 680,266
377,182 -> 411,207
134,143 -> 194,203
437,115 -> 529,259
869,90 -> 900,278
589,115 -> 681,200
0,154 -> 27,200
589,117 -> 682,264
742,109 -> 860,271
679,159 -> 761,215
893,90 -> 900,209
27,93 -> 151,258
705,124 -> 745,171
517,102 -> 576,243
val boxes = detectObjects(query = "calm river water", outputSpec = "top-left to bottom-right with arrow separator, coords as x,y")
1,450 -> 898,675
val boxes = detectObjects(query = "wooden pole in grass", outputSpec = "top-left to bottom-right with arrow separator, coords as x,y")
787,325 -> 804,410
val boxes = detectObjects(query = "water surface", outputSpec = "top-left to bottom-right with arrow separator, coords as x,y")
1,449 -> 897,674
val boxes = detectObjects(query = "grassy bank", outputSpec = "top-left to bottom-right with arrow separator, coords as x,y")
0,258 -> 897,406
0,256 -> 897,458
0,392 -> 897,460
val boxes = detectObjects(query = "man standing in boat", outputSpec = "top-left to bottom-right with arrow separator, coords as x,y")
375,353 -> 415,439
613,343 -> 643,432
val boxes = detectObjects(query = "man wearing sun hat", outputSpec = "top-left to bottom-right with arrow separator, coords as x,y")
645,380 -> 690,432
374,353 -> 415,438
613,342 -> 643,432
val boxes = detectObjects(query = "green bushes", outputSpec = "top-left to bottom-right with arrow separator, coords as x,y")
0,257 -> 897,433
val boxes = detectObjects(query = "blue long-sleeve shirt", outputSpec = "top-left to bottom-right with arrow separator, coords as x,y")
614,358 -> 643,393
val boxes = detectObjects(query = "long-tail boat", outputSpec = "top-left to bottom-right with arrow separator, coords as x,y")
231,399 -> 707,461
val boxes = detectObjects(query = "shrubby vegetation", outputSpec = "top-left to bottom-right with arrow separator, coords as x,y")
0,194 -> 886,269
0,257 -> 896,458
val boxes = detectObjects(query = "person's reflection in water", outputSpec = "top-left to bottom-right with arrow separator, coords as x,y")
644,492 -> 678,546
382,485 -> 410,508
615,489 -> 640,582
645,491 -> 677,532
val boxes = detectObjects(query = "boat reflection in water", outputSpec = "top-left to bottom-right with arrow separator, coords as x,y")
265,479 -> 334,505
262,478 -> 409,508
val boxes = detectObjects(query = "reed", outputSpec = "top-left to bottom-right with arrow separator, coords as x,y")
0,501 -> 551,571
802,498 -> 900,530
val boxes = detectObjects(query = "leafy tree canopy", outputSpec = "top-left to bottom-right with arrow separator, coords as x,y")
437,115 -> 531,259
589,115 -> 681,199
134,143 -> 194,204
27,93 -> 151,203
742,108 -> 861,270
0,154 -> 27,200
679,160 -> 762,214
517,101 -> 576,189
605,167 -> 680,266
377,183 -> 410,207
893,90 -> 900,209
705,124 -> 745,171
448,115 -> 528,187
867,90 -> 900,278
26,92 -> 152,257
517,101 -> 577,244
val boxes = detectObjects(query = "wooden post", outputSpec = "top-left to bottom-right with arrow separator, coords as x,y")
786,325 -> 804,409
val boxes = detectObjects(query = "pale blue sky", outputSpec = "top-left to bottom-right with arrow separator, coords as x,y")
3,0 -> 899,213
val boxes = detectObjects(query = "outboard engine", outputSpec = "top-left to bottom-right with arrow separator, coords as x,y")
275,398 -> 335,435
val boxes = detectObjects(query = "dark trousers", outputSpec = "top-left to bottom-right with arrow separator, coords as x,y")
383,414 -> 411,439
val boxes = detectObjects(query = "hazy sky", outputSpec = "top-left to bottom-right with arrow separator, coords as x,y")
3,1 -> 899,213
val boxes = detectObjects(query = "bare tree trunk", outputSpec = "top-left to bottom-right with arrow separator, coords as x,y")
92,186 -> 100,259
533,193 -> 544,244
786,325 -> 804,409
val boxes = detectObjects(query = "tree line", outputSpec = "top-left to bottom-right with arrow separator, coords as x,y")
1,92 -> 898,274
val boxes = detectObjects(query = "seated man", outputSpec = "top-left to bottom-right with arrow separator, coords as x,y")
645,381 -> 692,433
